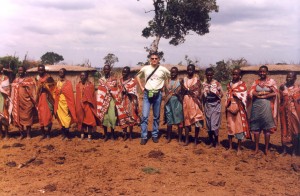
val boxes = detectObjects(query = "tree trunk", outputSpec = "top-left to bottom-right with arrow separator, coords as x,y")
150,35 -> 161,53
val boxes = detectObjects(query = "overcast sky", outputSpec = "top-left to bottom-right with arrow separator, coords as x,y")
0,0 -> 299,68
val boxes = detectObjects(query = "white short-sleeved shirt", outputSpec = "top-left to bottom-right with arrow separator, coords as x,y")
136,65 -> 170,90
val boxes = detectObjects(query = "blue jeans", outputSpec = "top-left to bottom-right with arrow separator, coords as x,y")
140,90 -> 162,139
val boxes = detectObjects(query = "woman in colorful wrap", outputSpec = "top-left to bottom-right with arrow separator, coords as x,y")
11,66 -> 37,139
164,67 -> 184,143
75,71 -> 100,141
119,66 -> 140,141
248,65 -> 278,155
96,65 -> 132,141
202,68 -> 223,148
182,64 -> 204,146
54,68 -> 77,140
0,64 -> 10,139
279,71 -> 300,156
36,64 -> 56,139
225,68 -> 250,155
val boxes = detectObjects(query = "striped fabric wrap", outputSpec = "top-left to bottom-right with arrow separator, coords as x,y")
202,79 -> 223,100
226,81 -> 251,139
11,77 -> 36,127
279,84 -> 300,144
120,77 -> 140,126
96,77 -> 133,128
120,77 -> 137,95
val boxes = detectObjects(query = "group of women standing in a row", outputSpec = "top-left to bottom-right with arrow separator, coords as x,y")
0,62 -> 299,157
164,64 -> 299,156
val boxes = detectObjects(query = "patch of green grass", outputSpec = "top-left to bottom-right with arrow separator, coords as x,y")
141,167 -> 160,174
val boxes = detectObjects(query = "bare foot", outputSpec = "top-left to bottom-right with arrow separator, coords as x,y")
237,150 -> 242,156
264,149 -> 269,155
104,135 -> 109,142
123,134 -> 128,141
215,142 -> 220,149
166,137 -> 171,143
207,143 -> 214,149
80,134 -> 84,140
19,134 -> 25,140
280,152 -> 287,157
193,140 -> 198,147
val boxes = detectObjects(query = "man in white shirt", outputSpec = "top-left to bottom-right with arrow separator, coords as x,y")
136,52 -> 170,145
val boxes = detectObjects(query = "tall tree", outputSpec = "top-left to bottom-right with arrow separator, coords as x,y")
139,0 -> 218,53
40,52 -> 64,65
103,53 -> 119,67
0,55 -> 22,82
212,60 -> 231,83
0,55 -> 21,73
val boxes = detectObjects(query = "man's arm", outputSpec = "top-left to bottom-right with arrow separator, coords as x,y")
135,71 -> 145,92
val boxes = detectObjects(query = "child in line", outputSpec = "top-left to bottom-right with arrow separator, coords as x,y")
225,68 -> 250,155
202,68 -> 223,148
164,67 -> 184,143
119,66 -> 140,141
182,64 -> 204,146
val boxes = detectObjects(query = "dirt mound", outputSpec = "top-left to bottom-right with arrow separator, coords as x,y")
148,150 -> 164,160
6,161 -> 17,167
43,184 -> 57,192
12,143 -> 25,148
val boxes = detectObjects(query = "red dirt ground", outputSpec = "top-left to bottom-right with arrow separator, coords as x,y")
0,98 -> 300,195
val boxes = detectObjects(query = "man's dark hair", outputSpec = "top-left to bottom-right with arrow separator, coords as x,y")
259,65 -> 269,72
60,68 -> 67,73
38,64 -> 45,70
232,67 -> 241,75
81,71 -> 89,77
171,66 -> 178,72
187,64 -> 195,70
288,71 -> 297,79
124,66 -> 131,72
18,65 -> 27,72
205,67 -> 214,74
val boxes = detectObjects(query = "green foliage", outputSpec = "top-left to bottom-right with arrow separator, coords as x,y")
209,58 -> 249,84
141,0 -> 218,50
226,57 -> 248,69
211,60 -> 231,83
0,55 -> 22,73
41,52 -> 64,65
137,62 -> 145,66
22,60 -> 40,70
103,53 -> 119,67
